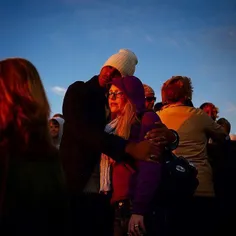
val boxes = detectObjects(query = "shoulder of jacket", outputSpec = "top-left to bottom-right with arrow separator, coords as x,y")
68,81 -> 85,89
66,81 -> 86,94
141,110 -> 160,123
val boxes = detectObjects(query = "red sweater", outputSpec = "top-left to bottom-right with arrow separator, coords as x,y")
111,162 -> 135,203
111,112 -> 162,216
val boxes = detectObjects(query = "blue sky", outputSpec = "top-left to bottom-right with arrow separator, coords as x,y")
1,0 -> 236,133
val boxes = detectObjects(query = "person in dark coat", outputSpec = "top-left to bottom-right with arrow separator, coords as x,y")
102,76 -> 166,236
60,49 -> 178,235
0,58 -> 67,236
208,118 -> 236,235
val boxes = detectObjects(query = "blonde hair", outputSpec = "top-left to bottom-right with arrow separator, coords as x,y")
115,100 -> 137,140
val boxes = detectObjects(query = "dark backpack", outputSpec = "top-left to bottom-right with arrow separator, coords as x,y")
158,150 -> 199,204
138,110 -> 199,204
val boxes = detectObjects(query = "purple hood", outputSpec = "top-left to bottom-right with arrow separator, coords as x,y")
111,76 -> 146,114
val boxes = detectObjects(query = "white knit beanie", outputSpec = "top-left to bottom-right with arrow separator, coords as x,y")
102,49 -> 138,76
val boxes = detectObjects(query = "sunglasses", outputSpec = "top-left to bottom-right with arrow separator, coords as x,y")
145,96 -> 156,102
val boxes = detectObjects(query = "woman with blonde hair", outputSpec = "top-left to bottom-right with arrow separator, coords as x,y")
0,58 -> 66,235
99,76 -> 178,236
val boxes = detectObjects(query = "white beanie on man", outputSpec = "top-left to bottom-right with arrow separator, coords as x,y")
103,49 -> 138,76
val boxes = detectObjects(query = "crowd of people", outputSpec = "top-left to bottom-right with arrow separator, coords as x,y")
0,49 -> 235,236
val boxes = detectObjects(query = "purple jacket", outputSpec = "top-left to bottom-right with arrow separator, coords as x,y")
112,111 -> 162,215
130,111 -> 162,215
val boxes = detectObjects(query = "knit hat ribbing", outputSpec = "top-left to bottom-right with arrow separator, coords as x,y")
103,49 -> 138,76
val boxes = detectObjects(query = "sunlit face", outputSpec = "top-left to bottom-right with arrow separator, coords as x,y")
49,120 -> 59,138
108,85 -> 127,115
203,105 -> 218,121
98,66 -> 121,87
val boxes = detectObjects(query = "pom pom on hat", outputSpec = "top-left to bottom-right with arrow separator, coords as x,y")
103,49 -> 138,76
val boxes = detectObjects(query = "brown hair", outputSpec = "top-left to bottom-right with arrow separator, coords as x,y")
161,76 -> 193,104
0,58 -> 51,150
0,58 -> 53,213
199,102 -> 219,120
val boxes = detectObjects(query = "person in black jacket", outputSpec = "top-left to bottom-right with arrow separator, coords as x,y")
0,58 -> 67,236
60,49 -> 178,235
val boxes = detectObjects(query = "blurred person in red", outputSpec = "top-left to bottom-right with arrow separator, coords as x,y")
0,58 -> 66,236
